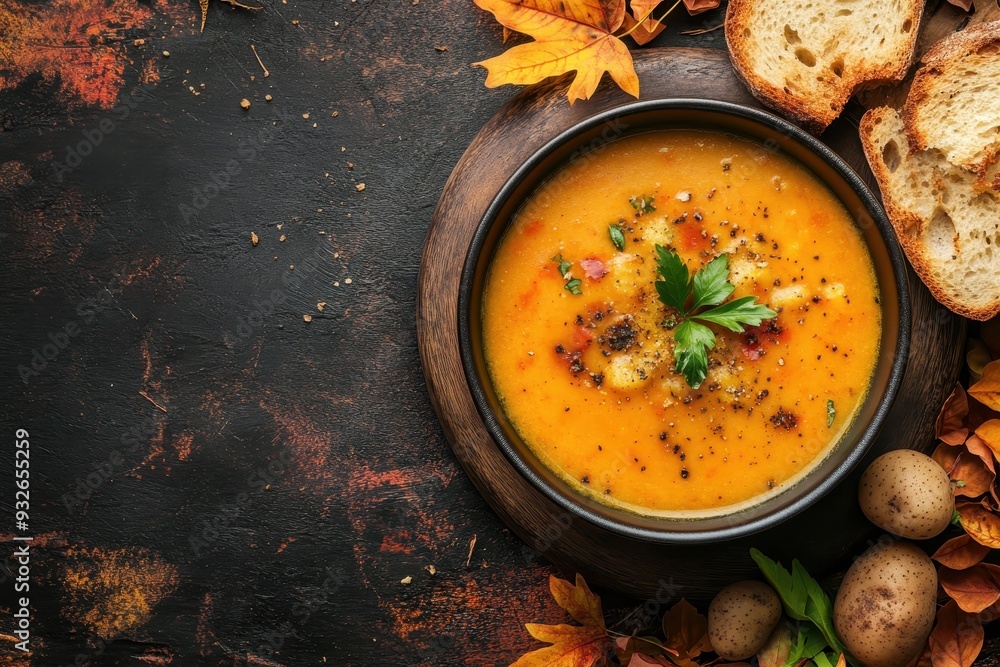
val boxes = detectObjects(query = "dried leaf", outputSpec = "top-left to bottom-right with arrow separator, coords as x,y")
933,442 -> 962,476
512,574 -> 611,666
944,0 -> 974,12
626,652 -> 675,666
928,600 -> 984,667
615,635 -> 677,664
757,623 -> 792,667
939,564 -> 1000,613
937,384 -> 970,445
629,0 -> 661,32
957,502 -> 1000,548
933,534 -> 991,570
835,655 -> 847,667
968,360 -> 1000,411
904,645 -> 933,667
198,0 -> 263,33
473,0 -> 639,104
662,599 -> 712,659
950,453 -> 995,498
619,11 -> 666,45
964,435 -> 997,473
682,0 -> 721,13
974,421 -> 1000,462
550,574 -> 605,630
513,622 -> 610,666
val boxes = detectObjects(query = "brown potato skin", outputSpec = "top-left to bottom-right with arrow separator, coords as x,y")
833,541 -> 937,667
859,449 -> 954,539
708,580 -> 782,660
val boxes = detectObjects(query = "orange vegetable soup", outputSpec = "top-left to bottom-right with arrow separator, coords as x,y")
481,130 -> 881,517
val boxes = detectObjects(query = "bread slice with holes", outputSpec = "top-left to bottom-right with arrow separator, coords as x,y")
726,0 -> 923,133
903,21 -> 1000,177
860,106 -> 1000,320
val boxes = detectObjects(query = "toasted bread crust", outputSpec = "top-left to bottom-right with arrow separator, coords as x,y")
903,21 -> 1000,175
726,0 -> 923,133
860,107 -> 1000,321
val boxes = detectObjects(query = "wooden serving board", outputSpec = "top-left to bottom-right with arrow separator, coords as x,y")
417,46 -> 967,601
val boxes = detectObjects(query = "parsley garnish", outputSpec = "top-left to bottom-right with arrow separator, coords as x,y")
654,246 -> 776,389
629,195 -> 655,215
751,549 -> 852,664
608,224 -> 626,251
552,254 -> 583,295
827,399 -> 836,427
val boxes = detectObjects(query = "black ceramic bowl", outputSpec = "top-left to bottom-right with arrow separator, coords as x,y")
458,99 -> 910,544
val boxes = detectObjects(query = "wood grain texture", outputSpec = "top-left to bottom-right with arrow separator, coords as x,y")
418,46 -> 967,601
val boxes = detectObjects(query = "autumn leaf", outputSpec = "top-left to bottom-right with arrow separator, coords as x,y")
512,574 -> 611,667
662,599 -> 712,660
933,443 -> 962,476
939,564 -> 1000,613
757,623 -> 792,667
956,502 -> 1000,548
937,383 -> 971,445
473,0 -> 639,104
974,420 -> 1000,462
950,452 -> 995,498
933,534 -> 991,570
513,622 -> 610,667
928,600 -> 984,667
682,0 -> 722,13
550,573 -> 606,629
968,360 -> 1000,411
620,11 -> 666,45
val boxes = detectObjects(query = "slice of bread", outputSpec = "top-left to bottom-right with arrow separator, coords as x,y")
903,22 -> 1000,176
726,0 -> 923,133
860,106 -> 1000,321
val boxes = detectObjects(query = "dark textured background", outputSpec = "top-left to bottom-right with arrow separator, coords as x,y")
0,0 -> 996,664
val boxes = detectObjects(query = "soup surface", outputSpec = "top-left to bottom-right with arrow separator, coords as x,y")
481,129 -> 881,516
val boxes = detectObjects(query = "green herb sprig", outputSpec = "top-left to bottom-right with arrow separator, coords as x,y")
654,246 -> 776,388
751,549 -> 854,665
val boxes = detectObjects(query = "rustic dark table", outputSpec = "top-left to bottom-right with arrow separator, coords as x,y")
0,1 -> 997,665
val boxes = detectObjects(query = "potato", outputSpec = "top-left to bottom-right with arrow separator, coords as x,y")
834,541 -> 937,667
858,449 -> 953,539
708,580 -> 782,660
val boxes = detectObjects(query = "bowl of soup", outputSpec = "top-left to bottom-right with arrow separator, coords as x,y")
458,99 -> 910,544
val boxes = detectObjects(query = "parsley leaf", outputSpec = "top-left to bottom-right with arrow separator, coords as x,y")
691,295 -> 776,332
654,245 -> 691,313
673,320 -> 714,389
691,254 -> 735,309
609,224 -> 626,251
629,195 -> 655,215
552,254 -> 571,278
564,278 -> 583,295
750,549 -> 850,662
827,400 -> 836,428
652,246 -> 777,389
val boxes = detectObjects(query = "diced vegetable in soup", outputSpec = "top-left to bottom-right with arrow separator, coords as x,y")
481,130 -> 881,516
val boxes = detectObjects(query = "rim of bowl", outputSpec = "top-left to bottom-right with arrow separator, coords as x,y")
458,98 -> 911,544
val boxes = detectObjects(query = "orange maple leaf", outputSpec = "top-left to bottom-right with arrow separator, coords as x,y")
473,0 -> 639,104
511,574 -> 611,667
512,623 -> 610,666
969,360 -> 1000,412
